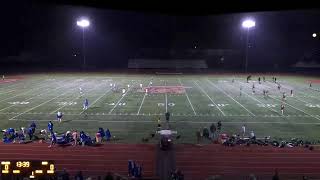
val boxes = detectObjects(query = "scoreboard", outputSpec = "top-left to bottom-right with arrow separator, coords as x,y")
0,160 -> 55,179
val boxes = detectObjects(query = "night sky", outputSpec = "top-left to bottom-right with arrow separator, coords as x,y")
1,2 -> 320,71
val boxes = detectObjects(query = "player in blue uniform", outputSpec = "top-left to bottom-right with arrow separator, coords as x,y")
48,121 -> 53,134
83,99 -> 89,110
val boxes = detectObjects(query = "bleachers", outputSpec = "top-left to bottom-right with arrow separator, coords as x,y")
128,59 -> 208,69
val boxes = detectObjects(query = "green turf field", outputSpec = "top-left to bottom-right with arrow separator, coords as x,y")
1,73 -> 320,143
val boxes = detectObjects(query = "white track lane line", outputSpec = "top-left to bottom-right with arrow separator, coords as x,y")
178,78 -> 197,115
194,80 -> 225,116
207,79 -> 255,116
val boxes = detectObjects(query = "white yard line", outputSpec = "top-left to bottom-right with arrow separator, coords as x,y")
178,78 -> 197,115
239,81 -> 320,121
207,79 -> 255,116
79,87 -> 112,115
0,80 -> 55,103
50,82 -> 102,114
137,81 -> 152,115
263,81 -> 310,104
229,81 -> 280,115
280,81 -> 320,101
0,90 -> 15,95
108,84 -> 134,114
193,80 -> 225,116
0,80 -> 73,112
9,88 -> 75,120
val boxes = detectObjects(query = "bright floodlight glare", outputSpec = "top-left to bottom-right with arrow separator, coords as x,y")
77,19 -> 90,27
313,33 -> 317,38
242,19 -> 255,28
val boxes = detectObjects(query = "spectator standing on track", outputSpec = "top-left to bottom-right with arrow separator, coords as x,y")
209,123 -> 216,140
217,121 -> 222,132
196,129 -> 201,144
48,132 -> 57,148
106,129 -> 112,141
157,117 -> 161,130
310,83 -> 312,88
241,124 -> 246,137
250,131 -> 256,141
75,171 -> 84,180
61,168 -> 70,180
2,75 -> 4,80
72,130 -> 78,146
27,127 -> 34,141
165,112 -> 170,122
30,121 -> 36,134
272,169 -> 279,180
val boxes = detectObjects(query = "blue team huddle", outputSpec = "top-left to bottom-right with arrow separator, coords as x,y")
2,97 -> 113,147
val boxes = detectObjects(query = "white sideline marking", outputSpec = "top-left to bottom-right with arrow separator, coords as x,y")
9,118 -> 320,125
137,80 -> 152,115
178,78 -> 196,115
194,81 -> 225,116
239,81 -> 320,121
207,79 -> 255,116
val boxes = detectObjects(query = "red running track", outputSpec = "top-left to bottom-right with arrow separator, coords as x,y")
0,143 -> 156,178
175,144 -> 320,180
1,143 -> 320,180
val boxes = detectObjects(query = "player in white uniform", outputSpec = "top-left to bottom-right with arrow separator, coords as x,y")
140,83 -> 143,89
122,88 -> 126,94
79,87 -> 83,96
145,88 -> 148,94
150,81 -> 153,86
57,111 -> 63,123
127,84 -> 130,88
281,104 -> 285,115
110,83 -> 113,88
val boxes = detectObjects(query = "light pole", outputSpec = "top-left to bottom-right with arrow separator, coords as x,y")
76,19 -> 90,70
242,19 -> 255,73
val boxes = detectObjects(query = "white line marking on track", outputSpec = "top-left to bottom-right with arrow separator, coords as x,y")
207,79 -> 255,116
194,80 -> 225,116
178,78 -> 197,115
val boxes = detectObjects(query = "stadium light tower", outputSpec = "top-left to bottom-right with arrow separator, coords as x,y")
242,19 -> 255,73
76,18 -> 90,70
